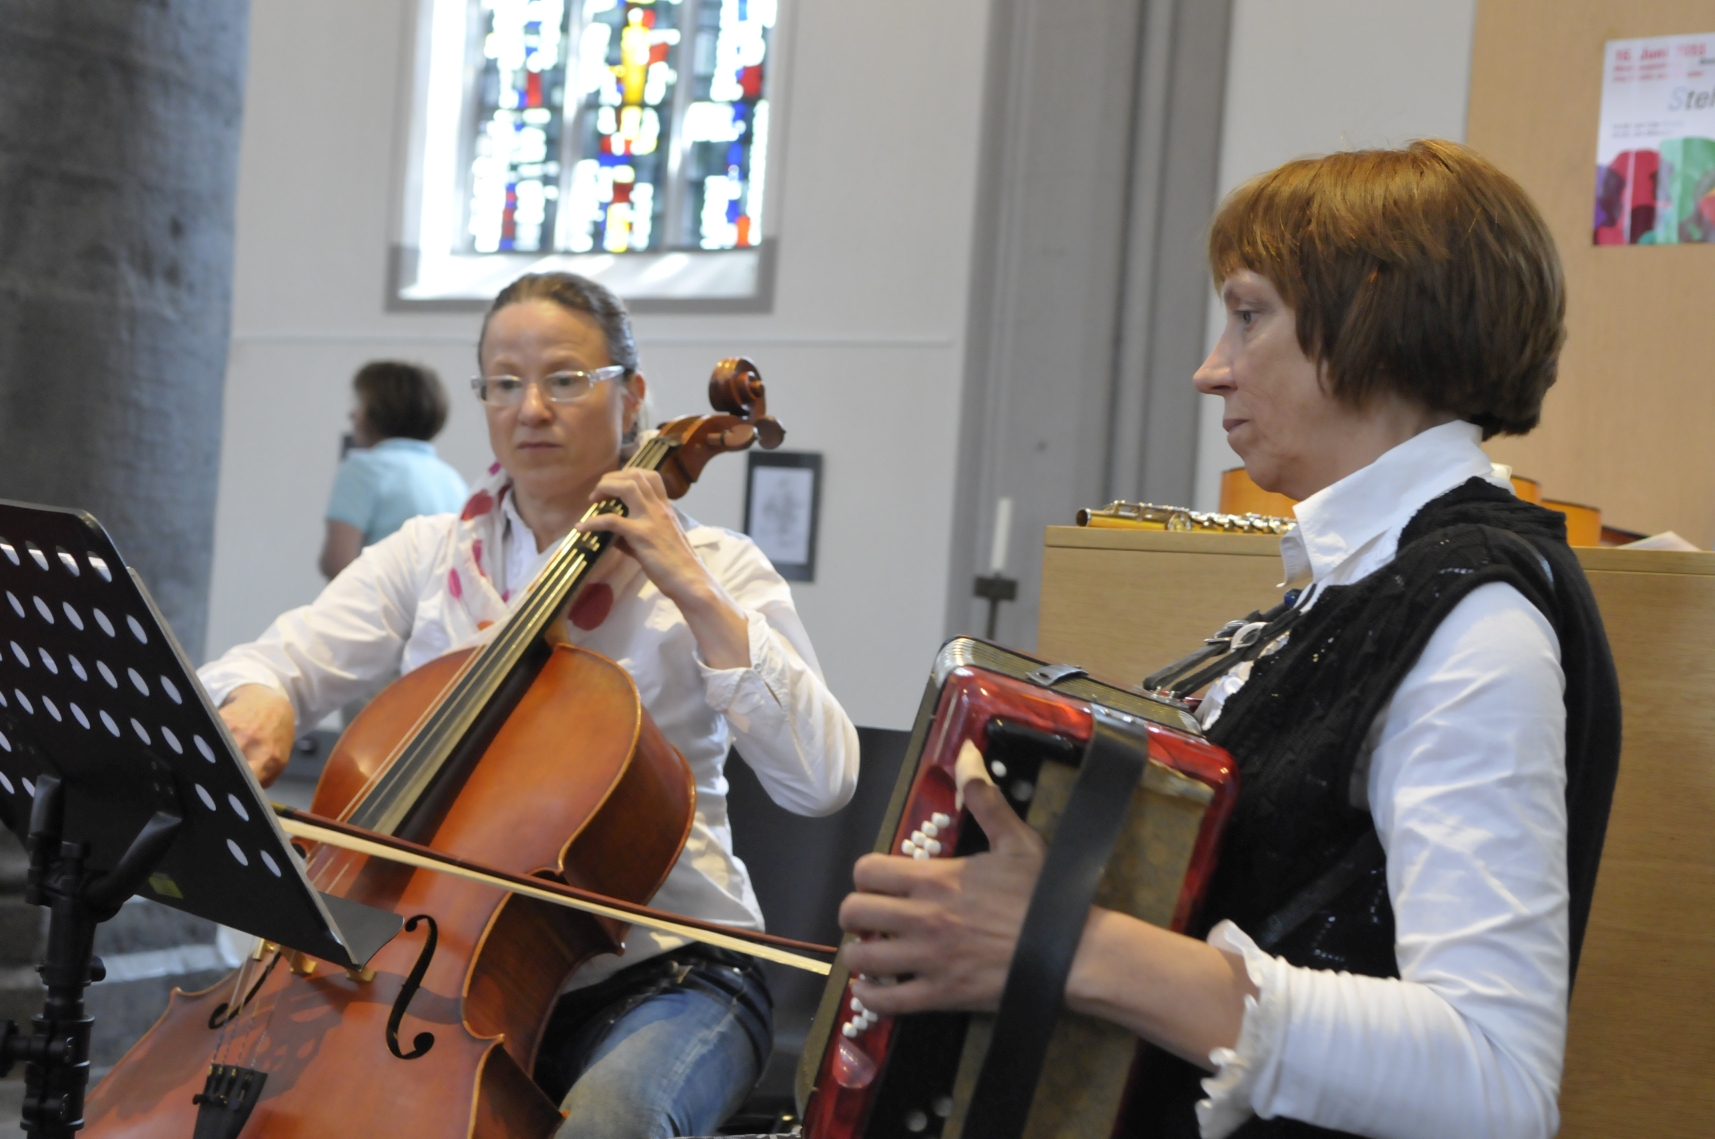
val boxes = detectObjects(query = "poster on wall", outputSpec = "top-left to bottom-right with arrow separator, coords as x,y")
743,451 -> 821,582
1594,33 -> 1715,245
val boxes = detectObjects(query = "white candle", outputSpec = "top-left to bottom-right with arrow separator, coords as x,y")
988,496 -> 1013,574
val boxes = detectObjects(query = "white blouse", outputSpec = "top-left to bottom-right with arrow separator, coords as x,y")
199,495 -> 860,986
1195,422 -> 1570,1139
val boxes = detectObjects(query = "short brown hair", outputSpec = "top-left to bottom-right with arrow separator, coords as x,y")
353,361 -> 448,441
1208,139 -> 1564,439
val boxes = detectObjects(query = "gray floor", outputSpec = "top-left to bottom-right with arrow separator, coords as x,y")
0,1081 -> 19,1127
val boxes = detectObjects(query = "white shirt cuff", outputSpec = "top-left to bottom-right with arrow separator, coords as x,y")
696,609 -> 786,730
196,661 -> 294,715
1197,920 -> 1290,1139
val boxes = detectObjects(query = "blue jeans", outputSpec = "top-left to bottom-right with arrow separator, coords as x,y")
535,947 -> 774,1139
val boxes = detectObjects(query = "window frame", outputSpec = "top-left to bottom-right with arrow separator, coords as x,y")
390,0 -> 788,312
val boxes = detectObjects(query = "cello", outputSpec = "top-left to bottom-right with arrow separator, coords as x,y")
84,360 -> 803,1138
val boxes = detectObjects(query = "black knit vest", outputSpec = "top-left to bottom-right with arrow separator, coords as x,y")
1127,479 -> 1622,1139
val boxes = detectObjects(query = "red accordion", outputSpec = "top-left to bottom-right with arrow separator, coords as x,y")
797,639 -> 1237,1139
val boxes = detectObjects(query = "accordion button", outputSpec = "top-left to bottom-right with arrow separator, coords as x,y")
932,812 -> 951,828
906,1109 -> 929,1132
910,830 -> 927,846
990,760 -> 1008,778
834,1037 -> 879,1088
851,996 -> 865,1014
920,821 -> 938,838
842,1020 -> 860,1039
924,839 -> 942,855
901,839 -> 918,856
912,849 -> 929,860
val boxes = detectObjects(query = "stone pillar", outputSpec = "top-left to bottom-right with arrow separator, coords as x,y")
0,0 -> 253,663
0,0 -> 253,1097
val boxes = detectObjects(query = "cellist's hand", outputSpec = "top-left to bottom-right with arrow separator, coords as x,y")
578,468 -> 751,669
839,780 -> 1050,1014
219,684 -> 297,787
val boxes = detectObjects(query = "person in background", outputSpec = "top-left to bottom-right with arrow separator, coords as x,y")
319,360 -> 468,578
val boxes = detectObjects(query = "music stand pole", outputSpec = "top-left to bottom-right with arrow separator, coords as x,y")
0,774 -> 181,1136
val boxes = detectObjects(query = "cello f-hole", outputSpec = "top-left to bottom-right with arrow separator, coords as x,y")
386,914 -> 440,1061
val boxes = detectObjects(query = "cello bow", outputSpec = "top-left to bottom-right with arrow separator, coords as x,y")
269,803 -> 837,974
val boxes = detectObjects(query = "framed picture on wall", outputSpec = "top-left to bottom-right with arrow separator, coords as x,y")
743,451 -> 822,582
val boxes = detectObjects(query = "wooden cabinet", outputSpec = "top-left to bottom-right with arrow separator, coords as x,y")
1037,526 -> 1715,1138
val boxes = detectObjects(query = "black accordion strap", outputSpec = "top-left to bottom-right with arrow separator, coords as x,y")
962,706 -> 1149,1139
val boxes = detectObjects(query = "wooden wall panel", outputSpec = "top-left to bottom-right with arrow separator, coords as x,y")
1035,528 -> 1283,686
1039,528 -> 1715,1138
1557,551 -> 1715,1138
1468,0 -> 1715,547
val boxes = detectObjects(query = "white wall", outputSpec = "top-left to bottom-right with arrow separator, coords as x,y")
210,0 -> 993,729
1191,0 -> 1480,511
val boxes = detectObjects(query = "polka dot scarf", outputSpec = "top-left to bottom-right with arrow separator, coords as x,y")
443,462 -> 639,638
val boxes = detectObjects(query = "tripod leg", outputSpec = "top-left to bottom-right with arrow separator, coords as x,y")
14,775 -> 97,1138
22,868 -> 98,1139
8,777 -> 179,1137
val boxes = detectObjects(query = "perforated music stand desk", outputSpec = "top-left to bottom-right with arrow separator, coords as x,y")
0,499 -> 399,969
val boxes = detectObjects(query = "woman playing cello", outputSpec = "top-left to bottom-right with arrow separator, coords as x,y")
201,272 -> 859,1137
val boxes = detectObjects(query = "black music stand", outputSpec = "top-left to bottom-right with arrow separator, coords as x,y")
0,500 -> 402,1137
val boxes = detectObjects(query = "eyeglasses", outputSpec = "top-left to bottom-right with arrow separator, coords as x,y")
469,366 -> 628,407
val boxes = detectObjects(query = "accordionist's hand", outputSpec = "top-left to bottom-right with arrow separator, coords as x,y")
838,779 -> 1063,1015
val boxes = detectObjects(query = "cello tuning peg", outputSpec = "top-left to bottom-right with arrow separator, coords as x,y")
719,424 -> 757,450
755,418 -> 785,450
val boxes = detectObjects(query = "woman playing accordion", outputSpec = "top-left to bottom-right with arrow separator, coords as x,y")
838,140 -> 1620,1139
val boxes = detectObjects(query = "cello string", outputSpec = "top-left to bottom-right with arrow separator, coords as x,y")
227,817 -> 365,1070
402,434 -> 665,709
409,432 -> 670,714
202,436 -> 773,1080
422,433 -> 666,691
213,943 -> 282,1073
349,436 -> 673,832
225,948 -> 287,1078
207,952 -> 251,1068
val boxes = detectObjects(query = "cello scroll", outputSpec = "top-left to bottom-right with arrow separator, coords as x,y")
654,356 -> 786,498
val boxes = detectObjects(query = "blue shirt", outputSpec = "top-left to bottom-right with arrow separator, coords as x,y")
325,438 -> 468,546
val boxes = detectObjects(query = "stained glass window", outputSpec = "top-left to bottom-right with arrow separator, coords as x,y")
461,0 -> 776,257
469,0 -> 570,254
